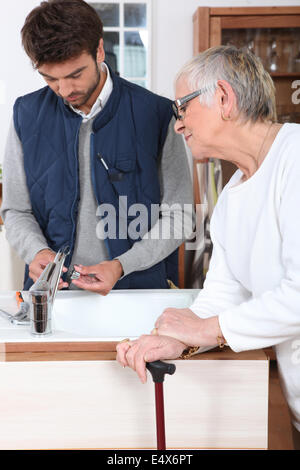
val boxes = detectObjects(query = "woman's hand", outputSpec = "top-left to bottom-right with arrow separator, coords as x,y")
116,309 -> 225,383
154,308 -> 224,348
116,334 -> 186,384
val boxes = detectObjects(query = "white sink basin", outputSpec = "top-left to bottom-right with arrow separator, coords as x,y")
0,289 -> 199,342
52,289 -> 198,339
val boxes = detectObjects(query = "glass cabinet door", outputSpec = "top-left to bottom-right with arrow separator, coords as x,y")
193,8 -> 300,125
222,27 -> 300,123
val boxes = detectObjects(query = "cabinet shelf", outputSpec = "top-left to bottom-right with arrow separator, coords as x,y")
270,72 -> 300,78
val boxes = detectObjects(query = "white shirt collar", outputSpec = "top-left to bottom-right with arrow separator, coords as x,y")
66,62 -> 113,122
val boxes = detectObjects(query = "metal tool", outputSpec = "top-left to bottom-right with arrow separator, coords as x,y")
0,291 -> 30,325
146,360 -> 176,450
70,268 -> 80,281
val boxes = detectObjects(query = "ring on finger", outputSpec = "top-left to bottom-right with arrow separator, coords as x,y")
119,338 -> 131,345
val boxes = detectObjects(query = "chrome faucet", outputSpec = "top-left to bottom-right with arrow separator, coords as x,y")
29,246 -> 70,336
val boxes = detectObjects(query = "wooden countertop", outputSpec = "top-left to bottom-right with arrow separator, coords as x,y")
1,342 -> 268,362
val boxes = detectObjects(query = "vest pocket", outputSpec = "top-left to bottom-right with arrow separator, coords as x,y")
107,158 -> 137,208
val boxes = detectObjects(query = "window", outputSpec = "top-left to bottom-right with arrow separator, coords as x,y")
89,1 -> 151,89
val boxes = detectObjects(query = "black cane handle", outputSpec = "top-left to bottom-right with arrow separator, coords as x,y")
146,360 -> 176,383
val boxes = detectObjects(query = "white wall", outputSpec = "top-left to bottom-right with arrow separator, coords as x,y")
0,1 -> 45,164
0,228 -> 25,290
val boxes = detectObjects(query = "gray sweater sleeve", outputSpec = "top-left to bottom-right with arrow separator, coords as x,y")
1,119 -> 49,264
117,118 -> 194,277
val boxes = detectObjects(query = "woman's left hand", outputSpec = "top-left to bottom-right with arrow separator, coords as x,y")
116,334 -> 186,383
154,308 -> 222,347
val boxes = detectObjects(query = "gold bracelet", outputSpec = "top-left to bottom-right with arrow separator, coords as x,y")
180,346 -> 199,360
217,335 -> 226,349
180,336 -> 226,359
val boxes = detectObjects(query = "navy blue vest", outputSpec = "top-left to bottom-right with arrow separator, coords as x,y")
13,68 -> 178,290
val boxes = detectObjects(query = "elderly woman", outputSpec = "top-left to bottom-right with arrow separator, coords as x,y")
116,46 -> 300,449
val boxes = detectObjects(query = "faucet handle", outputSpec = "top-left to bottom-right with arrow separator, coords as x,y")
49,246 -> 70,299
55,246 -> 70,262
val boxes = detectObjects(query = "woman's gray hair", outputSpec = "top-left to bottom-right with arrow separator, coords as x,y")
175,45 -> 277,123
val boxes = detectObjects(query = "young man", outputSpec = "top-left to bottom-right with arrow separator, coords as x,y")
1,0 -> 193,294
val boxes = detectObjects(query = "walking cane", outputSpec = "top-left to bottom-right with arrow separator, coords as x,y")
146,360 -> 176,450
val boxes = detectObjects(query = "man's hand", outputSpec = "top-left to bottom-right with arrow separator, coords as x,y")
71,259 -> 123,295
116,334 -> 186,384
29,249 -> 69,289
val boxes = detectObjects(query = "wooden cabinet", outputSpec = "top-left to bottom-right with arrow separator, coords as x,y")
0,347 -> 269,449
193,6 -> 300,184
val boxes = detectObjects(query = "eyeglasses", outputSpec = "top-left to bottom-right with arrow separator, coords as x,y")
172,88 -> 207,121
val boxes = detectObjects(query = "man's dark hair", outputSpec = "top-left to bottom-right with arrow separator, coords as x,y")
21,0 -> 103,68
